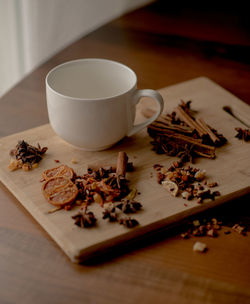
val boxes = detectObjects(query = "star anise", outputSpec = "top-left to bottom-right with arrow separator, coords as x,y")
176,144 -> 195,163
235,128 -> 250,142
116,199 -> 142,213
119,217 -> 139,228
72,208 -> 96,228
102,205 -> 120,222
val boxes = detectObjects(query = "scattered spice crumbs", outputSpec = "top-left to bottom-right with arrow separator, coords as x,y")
180,214 -> 247,253
232,224 -> 247,235
180,218 -> 223,239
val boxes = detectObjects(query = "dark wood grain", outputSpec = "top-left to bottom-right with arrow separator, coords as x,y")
0,1 -> 250,303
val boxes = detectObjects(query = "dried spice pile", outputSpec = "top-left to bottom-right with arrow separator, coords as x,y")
8,140 -> 47,171
179,202 -> 249,252
235,127 -> 250,142
72,152 -> 142,228
146,100 -> 227,163
154,161 -> 220,204
178,212 -> 248,253
74,165 -> 129,207
42,152 -> 142,229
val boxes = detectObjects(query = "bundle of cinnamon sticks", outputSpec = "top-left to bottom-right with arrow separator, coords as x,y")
146,100 -> 227,162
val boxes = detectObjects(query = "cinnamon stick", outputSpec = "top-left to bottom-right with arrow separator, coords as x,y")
150,121 -> 193,135
148,125 -> 202,143
116,152 -> 128,177
167,135 -> 215,158
175,106 -> 207,137
196,118 -> 220,144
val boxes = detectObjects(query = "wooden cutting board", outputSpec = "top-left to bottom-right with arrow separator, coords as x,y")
0,77 -> 249,263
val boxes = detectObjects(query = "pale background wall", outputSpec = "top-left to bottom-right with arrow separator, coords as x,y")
0,0 -> 152,97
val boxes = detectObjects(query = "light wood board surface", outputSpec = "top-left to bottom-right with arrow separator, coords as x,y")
0,77 -> 249,263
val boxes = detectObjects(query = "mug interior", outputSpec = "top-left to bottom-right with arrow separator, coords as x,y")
46,59 -> 137,99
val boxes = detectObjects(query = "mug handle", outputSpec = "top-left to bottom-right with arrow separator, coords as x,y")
127,89 -> 164,137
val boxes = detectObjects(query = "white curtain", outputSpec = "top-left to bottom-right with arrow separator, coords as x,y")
0,0 -> 152,97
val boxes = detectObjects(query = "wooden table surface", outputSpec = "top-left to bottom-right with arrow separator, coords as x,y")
0,2 -> 250,303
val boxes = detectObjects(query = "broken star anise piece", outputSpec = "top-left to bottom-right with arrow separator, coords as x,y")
119,217 -> 139,228
72,209 -> 96,228
116,199 -> 142,213
102,205 -> 120,222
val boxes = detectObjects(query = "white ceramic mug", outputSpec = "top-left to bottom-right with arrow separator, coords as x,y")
46,58 -> 164,151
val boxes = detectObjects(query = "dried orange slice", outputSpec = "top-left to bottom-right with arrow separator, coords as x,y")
42,176 -> 78,206
42,164 -> 74,181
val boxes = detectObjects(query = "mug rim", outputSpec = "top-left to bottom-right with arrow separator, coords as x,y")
45,58 -> 137,101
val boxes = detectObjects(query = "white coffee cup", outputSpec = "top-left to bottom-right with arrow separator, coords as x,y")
46,58 -> 164,151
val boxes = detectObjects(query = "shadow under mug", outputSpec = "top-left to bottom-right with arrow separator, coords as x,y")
46,58 -> 164,151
